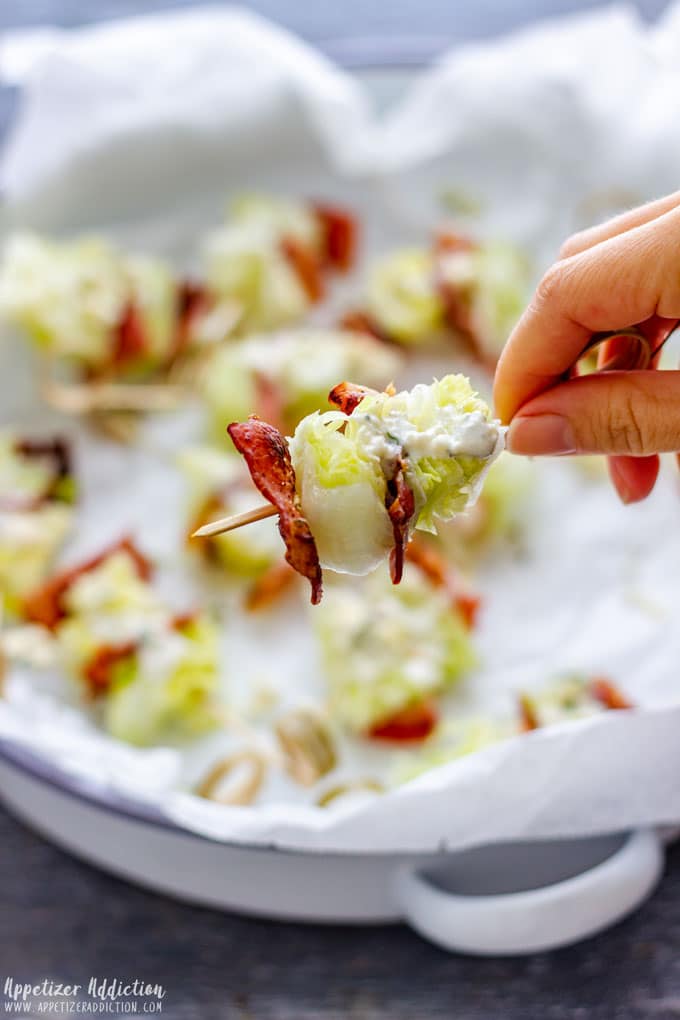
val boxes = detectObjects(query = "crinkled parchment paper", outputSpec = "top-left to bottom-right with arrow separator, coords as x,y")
2,4 -> 680,853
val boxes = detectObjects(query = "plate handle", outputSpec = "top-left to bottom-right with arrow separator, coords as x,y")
395,829 -> 663,955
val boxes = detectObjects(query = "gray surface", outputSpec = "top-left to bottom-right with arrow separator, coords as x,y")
2,2 -> 680,1016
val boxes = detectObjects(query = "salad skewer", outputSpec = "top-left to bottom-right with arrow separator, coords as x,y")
194,375 -> 504,602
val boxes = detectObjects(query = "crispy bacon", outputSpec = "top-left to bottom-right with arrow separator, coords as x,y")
280,237 -> 324,303
113,302 -> 148,366
327,381 -> 379,415
227,417 -> 322,604
23,537 -> 153,630
245,562 -> 296,612
313,204 -> 358,272
405,538 -> 481,629
518,693 -> 540,732
434,231 -> 476,256
254,372 -> 287,434
170,611 -> 199,633
590,677 -> 633,710
171,280 -> 212,362
369,700 -> 438,743
2,437 -> 73,512
339,309 -> 389,343
83,642 -> 137,698
434,236 -> 500,372
385,461 -> 415,585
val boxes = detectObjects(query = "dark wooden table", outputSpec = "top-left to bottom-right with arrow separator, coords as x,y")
2,3 -> 680,1016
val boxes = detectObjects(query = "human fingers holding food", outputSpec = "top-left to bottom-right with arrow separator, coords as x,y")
493,194 -> 680,503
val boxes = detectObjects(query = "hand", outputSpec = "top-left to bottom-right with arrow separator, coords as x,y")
493,191 -> 680,503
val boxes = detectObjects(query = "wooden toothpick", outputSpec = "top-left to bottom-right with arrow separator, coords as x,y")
192,503 -> 278,539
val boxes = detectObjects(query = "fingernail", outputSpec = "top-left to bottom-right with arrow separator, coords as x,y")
508,414 -> 577,456
608,460 -> 632,504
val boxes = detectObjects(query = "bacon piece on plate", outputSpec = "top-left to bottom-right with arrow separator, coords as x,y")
227,417 -> 322,605
23,537 -> 153,630
590,676 -> 633,711
113,302 -> 148,366
245,562 -> 297,612
405,538 -> 481,629
369,700 -> 438,743
339,309 -> 390,344
518,693 -> 540,732
280,237 -> 324,303
83,642 -> 138,698
313,204 -> 358,272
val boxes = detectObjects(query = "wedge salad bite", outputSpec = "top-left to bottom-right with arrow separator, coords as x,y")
226,374 -> 505,603
203,195 -> 357,334
179,444 -> 297,609
22,538 -> 222,745
0,233 -> 230,382
0,433 -> 76,616
341,231 -> 528,368
203,328 -> 402,442
314,561 -> 478,741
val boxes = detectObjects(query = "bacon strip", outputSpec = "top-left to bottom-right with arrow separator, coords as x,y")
433,234 -> 499,373
518,693 -> 540,732
245,562 -> 296,612
171,280 -> 212,363
385,461 -> 415,585
313,204 -> 358,272
227,417 -> 322,605
405,538 -> 481,629
434,231 -> 476,256
369,700 -> 438,743
590,677 -> 633,710
338,310 -> 390,344
23,537 -> 153,630
280,237 -> 324,303
113,302 -> 148,366
83,642 -> 138,698
254,372 -> 287,434
328,381 -> 379,415
2,437 -> 73,512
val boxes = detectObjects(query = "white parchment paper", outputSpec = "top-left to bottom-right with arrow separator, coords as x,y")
2,4 -> 680,853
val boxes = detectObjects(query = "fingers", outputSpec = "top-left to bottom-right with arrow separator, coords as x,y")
608,455 -> 660,505
506,370 -> 680,456
494,204 -> 680,423
559,190 -> 680,258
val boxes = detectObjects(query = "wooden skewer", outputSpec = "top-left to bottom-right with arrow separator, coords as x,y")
192,503 -> 277,539
41,377 -> 188,414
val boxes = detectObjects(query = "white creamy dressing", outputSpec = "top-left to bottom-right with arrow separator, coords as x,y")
355,407 -> 501,468
137,628 -> 189,684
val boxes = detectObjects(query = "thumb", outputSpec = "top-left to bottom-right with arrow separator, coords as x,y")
507,370 -> 680,456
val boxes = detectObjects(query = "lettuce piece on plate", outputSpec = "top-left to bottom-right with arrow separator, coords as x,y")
0,234 -> 187,376
314,565 -> 476,735
0,433 -> 75,615
438,240 -> 529,362
203,328 -> 402,441
59,611 -> 221,746
179,444 -> 282,578
353,234 -> 529,360
366,248 -> 445,345
203,195 -> 357,334
392,717 -> 512,784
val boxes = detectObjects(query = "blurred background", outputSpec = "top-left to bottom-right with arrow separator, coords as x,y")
1,0 -> 675,63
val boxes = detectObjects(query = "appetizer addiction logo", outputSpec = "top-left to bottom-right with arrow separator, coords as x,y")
3,977 -> 166,1013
